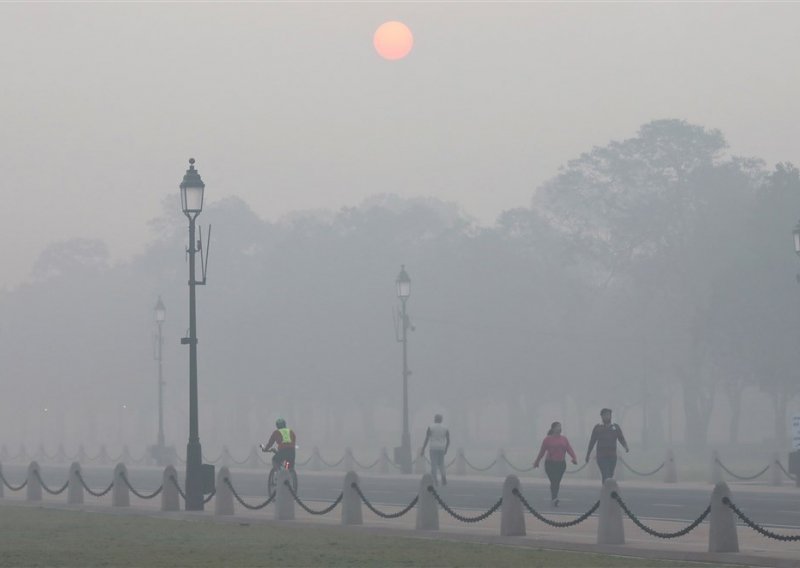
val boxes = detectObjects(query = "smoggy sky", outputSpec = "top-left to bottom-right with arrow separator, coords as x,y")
1,2 -> 798,290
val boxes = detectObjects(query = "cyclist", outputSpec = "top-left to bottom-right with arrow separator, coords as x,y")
260,418 -> 296,470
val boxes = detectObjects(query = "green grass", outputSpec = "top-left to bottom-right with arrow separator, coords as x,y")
0,504 -> 723,567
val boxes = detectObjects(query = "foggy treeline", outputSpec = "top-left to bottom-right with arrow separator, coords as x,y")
2,119 -> 799,458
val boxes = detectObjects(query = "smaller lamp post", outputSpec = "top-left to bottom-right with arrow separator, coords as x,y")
155,297 -> 166,456
395,265 -> 412,474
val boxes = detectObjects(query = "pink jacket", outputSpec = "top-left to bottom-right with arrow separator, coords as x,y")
534,434 -> 577,466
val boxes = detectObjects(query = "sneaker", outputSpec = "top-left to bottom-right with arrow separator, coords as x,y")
553,498 -> 559,507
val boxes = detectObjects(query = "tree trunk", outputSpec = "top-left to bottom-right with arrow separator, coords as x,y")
774,390 -> 788,446
727,383 -> 743,444
680,373 -> 713,453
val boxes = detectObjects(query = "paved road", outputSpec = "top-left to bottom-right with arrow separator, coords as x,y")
6,464 -> 800,529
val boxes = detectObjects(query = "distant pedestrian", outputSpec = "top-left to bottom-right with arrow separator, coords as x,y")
533,421 -> 577,507
420,414 -> 450,486
585,408 -> 629,482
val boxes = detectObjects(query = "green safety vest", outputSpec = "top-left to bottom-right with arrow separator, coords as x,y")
279,428 -> 293,444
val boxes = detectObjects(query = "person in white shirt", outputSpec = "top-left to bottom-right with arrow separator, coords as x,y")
420,414 -> 450,486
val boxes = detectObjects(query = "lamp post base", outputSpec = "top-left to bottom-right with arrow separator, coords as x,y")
394,443 -> 413,474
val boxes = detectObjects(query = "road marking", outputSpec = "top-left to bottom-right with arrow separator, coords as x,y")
775,510 -> 800,515
652,503 -> 682,508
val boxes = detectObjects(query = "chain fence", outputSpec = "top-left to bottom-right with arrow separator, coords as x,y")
75,471 -> 114,497
619,458 -> 665,477
223,478 -> 276,510
774,460 -> 797,482
284,481 -> 343,515
119,473 -> 163,500
32,470 -> 69,496
428,485 -> 502,523
463,457 -> 497,472
611,491 -> 709,538
319,455 -> 346,468
0,469 -> 28,491
715,459 -> 770,481
722,497 -> 800,542
351,482 -> 418,519
168,475 -> 188,501
565,462 -> 588,474
502,456 -> 535,473
512,488 -> 599,527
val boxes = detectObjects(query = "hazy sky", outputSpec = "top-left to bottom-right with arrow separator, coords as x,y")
1,2 -> 799,290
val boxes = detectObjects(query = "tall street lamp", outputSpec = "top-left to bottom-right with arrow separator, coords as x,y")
154,297 -> 167,460
394,265 -> 413,474
179,158 -> 211,510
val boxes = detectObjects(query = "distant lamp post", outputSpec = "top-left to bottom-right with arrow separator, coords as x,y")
179,158 -> 212,510
793,222 -> 800,256
394,265 -> 413,474
152,296 -> 167,464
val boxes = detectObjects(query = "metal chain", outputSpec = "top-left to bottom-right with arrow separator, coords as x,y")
319,455 -> 346,468
32,470 -> 69,495
76,471 -> 114,497
203,453 -> 223,465
463,457 -> 497,472
611,491 -> 709,538
502,456 -> 535,473
513,489 -> 599,527
428,485 -> 502,522
351,482 -> 418,518
352,456 -> 380,470
565,462 -> 589,474
203,489 -> 216,504
0,470 -> 28,491
231,453 -> 252,465
119,473 -> 163,500
715,459 -> 770,481
774,460 -> 797,481
223,478 -> 276,510
722,497 -> 800,541
446,456 -> 457,469
619,458 -> 665,477
168,475 -> 188,501
284,480 -> 343,515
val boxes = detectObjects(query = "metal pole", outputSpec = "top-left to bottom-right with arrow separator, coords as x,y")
400,298 -> 412,473
185,215 -> 203,510
157,320 -> 165,449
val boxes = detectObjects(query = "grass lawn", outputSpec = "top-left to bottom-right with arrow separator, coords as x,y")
0,504 -> 727,567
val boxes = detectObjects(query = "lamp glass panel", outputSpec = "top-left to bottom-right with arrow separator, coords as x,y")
182,186 -> 204,213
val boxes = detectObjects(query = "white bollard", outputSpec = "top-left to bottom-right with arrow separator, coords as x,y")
344,448 -> 355,472
214,466 -> 234,515
663,449 -> 677,483
161,465 -> 180,511
455,448 -> 466,476
274,469 -> 295,520
415,473 -> 439,530
597,478 -> 624,545
26,461 -> 42,502
711,450 -> 723,484
221,445 -> 231,468
494,449 -> 509,477
341,471 -> 363,525
500,475 -> 525,536
770,451 -> 782,486
414,450 -> 426,475
310,447 -> 322,471
708,482 -> 738,553
112,463 -> 130,507
378,448 -> 390,475
68,462 -> 83,504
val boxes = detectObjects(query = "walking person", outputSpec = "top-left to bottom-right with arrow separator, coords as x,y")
420,414 -> 450,486
533,421 -> 577,507
585,408 -> 629,482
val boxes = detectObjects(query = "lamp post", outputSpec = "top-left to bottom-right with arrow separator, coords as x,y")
154,297 -> 166,455
180,158 -> 206,510
395,265 -> 413,474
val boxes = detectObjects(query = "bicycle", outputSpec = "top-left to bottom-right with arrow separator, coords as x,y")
260,445 -> 298,496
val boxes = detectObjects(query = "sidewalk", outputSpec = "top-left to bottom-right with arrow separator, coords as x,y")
2,481 -> 798,568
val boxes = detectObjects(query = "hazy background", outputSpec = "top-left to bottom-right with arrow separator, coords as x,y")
1,3 -> 799,465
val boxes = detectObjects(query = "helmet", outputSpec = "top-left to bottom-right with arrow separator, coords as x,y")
275,418 -> 286,429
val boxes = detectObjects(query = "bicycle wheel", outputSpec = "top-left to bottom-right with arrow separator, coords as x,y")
289,469 -> 298,493
267,468 -> 277,496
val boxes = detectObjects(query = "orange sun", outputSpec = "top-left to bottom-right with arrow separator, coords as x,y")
374,21 -> 413,61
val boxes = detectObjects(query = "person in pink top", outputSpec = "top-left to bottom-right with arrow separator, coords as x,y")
533,421 -> 577,507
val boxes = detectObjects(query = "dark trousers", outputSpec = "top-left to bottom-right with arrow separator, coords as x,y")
596,456 -> 617,481
429,449 -> 446,485
272,447 -> 296,470
544,460 -> 567,500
